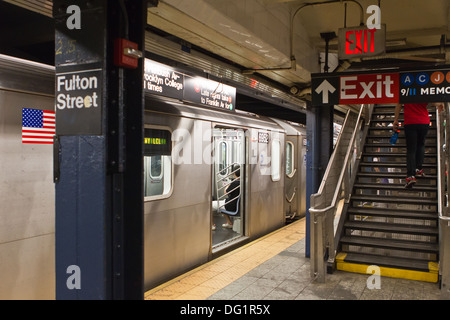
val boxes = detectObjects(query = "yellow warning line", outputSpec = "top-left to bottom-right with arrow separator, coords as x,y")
144,218 -> 306,300
335,253 -> 439,283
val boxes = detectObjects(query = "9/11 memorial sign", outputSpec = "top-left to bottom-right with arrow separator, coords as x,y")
312,66 -> 450,106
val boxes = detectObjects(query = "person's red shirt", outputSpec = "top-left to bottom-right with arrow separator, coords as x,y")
403,103 -> 430,125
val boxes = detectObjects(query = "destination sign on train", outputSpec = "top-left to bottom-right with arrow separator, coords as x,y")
312,66 -> 450,106
144,59 -> 236,112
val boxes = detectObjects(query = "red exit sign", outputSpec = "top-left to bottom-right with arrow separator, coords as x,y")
338,25 -> 386,59
339,73 -> 399,104
312,71 -> 399,106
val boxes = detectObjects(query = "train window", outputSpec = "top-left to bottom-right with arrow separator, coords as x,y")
271,139 -> 281,181
286,142 -> 294,177
218,141 -> 228,176
150,155 -> 163,179
144,129 -> 172,199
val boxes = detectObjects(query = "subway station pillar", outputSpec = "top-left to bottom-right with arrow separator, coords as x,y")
53,0 -> 154,299
305,104 -> 334,257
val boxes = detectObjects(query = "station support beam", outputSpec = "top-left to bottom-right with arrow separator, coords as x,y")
53,0 -> 154,299
305,104 -> 333,257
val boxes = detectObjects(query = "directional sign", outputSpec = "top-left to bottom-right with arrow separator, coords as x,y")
312,66 -> 450,106
399,68 -> 450,103
339,72 -> 399,105
315,80 -> 336,104
311,75 -> 339,106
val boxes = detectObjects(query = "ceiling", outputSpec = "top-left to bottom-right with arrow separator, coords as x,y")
1,0 -> 449,113
146,0 -> 450,96
268,0 -> 449,49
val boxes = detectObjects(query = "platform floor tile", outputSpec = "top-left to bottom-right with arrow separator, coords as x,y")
144,218 -> 306,300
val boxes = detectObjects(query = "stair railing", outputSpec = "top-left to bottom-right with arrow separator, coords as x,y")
436,103 -> 450,299
309,104 -> 373,282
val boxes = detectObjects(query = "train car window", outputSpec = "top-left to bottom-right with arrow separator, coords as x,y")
150,155 -> 163,179
286,142 -> 294,177
271,139 -> 281,181
218,141 -> 228,176
144,129 -> 172,199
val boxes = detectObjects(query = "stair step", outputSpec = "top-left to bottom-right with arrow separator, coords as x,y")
370,116 -> 436,121
353,183 -> 437,191
364,143 -> 436,148
336,252 -> 439,282
334,104 -> 441,283
344,220 -> 439,236
368,127 -> 436,132
347,206 -> 438,219
366,135 -> 437,140
351,194 -> 436,205
362,152 -> 437,157
359,162 -> 436,168
357,172 -> 437,179
340,236 -> 439,253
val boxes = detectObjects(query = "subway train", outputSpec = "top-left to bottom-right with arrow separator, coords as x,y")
0,53 -> 306,298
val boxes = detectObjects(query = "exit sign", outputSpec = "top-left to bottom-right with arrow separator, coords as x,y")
338,25 -> 386,59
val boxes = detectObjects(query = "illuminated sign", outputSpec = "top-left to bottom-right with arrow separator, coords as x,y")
184,76 -> 235,111
144,59 -> 236,112
312,66 -> 450,106
144,60 -> 184,99
338,25 -> 386,59
144,128 -> 171,156
144,137 -> 167,145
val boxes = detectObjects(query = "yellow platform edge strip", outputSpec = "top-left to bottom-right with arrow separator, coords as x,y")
335,253 -> 438,283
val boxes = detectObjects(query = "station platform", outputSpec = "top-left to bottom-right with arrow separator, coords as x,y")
144,218 -> 442,300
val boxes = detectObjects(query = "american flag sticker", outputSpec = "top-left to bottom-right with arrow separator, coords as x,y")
22,108 -> 56,144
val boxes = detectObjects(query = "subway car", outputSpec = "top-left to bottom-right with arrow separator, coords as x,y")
0,54 -> 306,297
142,93 -> 306,288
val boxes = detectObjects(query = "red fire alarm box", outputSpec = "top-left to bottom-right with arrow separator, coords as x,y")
114,38 -> 142,69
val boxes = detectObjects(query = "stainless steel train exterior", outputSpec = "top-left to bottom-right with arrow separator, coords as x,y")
272,118 -> 307,221
0,54 -> 307,297
0,54 -> 55,299
143,95 -> 306,289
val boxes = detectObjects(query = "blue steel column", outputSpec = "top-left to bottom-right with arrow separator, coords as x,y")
54,0 -> 151,299
305,103 -> 333,258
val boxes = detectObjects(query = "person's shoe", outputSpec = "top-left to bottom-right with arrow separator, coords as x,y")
415,169 -> 425,177
222,223 -> 233,229
404,176 -> 416,189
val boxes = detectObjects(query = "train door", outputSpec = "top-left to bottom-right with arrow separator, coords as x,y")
212,127 -> 245,250
285,137 -> 298,219
284,133 -> 306,220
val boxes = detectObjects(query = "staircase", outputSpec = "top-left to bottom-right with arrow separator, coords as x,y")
335,105 -> 439,282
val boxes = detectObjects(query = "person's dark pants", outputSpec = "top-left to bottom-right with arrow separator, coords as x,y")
404,124 -> 429,177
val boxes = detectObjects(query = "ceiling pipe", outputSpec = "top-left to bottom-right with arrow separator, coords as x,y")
242,0 -> 364,74
353,45 -> 450,63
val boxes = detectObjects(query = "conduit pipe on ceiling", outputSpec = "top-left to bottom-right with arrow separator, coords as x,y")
242,0 -> 364,74
354,45 -> 450,63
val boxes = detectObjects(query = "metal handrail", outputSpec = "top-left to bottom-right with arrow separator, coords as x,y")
437,105 -> 450,221
436,103 -> 450,299
216,162 -> 241,212
286,187 -> 297,203
309,104 -> 372,282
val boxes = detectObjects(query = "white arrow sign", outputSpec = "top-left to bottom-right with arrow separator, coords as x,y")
315,79 -> 336,104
